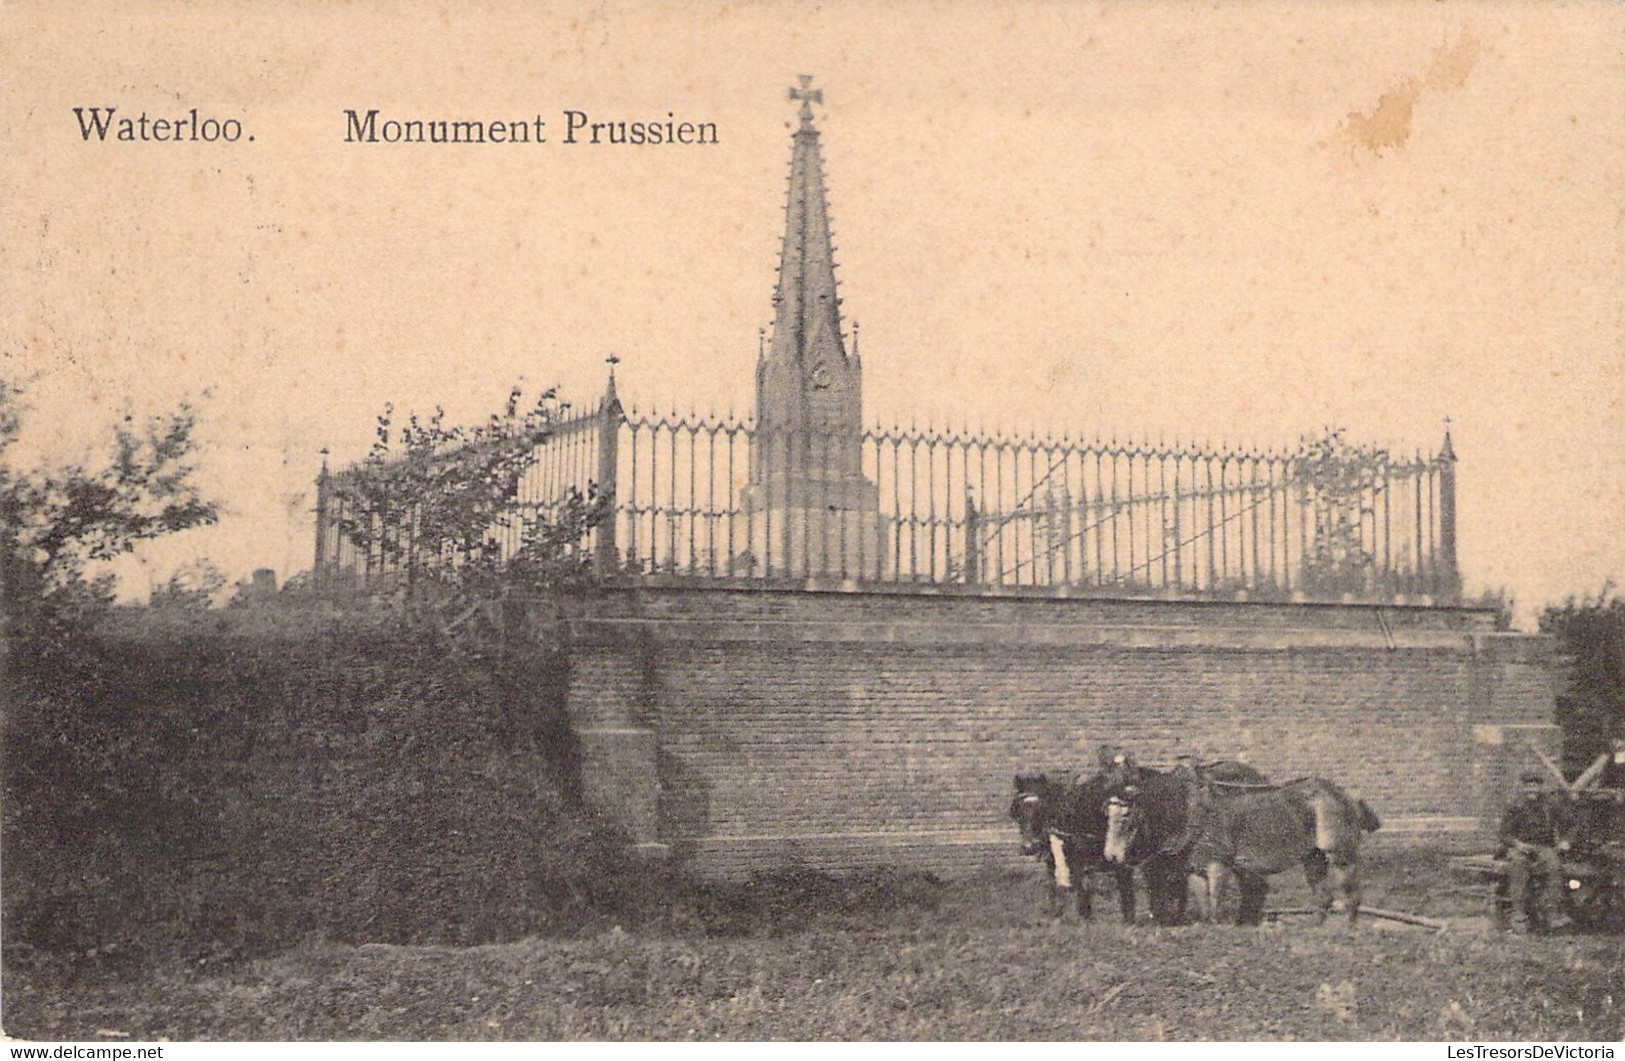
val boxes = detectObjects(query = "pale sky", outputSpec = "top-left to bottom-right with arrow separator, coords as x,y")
3,1 -> 1621,624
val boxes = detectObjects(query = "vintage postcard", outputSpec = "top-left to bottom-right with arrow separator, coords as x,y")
3,0 -> 1621,1046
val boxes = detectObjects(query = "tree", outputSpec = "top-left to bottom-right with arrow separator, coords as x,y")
323,387 -> 612,799
1295,427 -> 1387,598
0,380 -> 219,634
1540,585 -> 1625,777
148,559 -> 228,612
326,386 -> 609,600
1465,586 -> 1516,632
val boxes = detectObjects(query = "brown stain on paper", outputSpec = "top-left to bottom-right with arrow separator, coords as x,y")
1339,29 -> 1480,155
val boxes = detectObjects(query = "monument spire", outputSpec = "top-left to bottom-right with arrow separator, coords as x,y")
760,75 -> 857,435
745,77 -> 883,579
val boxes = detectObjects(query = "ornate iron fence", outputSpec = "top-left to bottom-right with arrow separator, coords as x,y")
315,383 -> 1460,603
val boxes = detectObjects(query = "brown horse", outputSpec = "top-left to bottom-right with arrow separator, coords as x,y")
1105,772 -> 1380,925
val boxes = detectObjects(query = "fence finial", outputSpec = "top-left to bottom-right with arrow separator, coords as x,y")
1440,415 -> 1456,461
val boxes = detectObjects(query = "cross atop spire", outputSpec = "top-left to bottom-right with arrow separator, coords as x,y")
603,352 -> 622,409
790,74 -> 822,128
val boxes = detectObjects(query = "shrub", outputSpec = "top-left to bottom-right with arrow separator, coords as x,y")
2,602 -> 631,979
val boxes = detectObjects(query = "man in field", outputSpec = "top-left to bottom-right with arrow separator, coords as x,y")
1495,771 -> 1572,932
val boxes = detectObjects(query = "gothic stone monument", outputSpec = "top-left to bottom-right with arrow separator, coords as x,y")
743,77 -> 887,580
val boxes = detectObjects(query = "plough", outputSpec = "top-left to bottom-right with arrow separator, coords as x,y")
1262,905 -> 1446,931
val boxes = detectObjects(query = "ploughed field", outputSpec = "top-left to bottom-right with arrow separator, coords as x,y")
5,852 -> 1620,1041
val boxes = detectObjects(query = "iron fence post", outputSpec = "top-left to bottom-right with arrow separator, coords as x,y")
1438,425 -> 1459,600
595,370 -> 624,578
964,490 -> 981,583
312,453 -> 330,578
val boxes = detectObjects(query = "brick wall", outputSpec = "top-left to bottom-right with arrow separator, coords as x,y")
560,585 -> 1559,878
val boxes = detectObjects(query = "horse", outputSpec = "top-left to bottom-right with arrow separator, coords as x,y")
1105,769 -> 1380,926
1009,773 -> 1137,923
1093,759 -> 1272,925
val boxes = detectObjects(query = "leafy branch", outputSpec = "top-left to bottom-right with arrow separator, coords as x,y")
2,382 -> 219,631
326,386 -> 609,601
1293,427 -> 1392,597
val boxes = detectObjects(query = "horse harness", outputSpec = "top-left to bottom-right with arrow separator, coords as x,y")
1016,792 -> 1101,843
1106,790 -> 1184,866
1202,775 -> 1312,793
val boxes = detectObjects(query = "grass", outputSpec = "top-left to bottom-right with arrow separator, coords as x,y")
4,855 -> 1620,1041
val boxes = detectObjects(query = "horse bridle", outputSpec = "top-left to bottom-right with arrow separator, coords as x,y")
1011,792 -> 1041,819
1013,791 -> 1102,843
